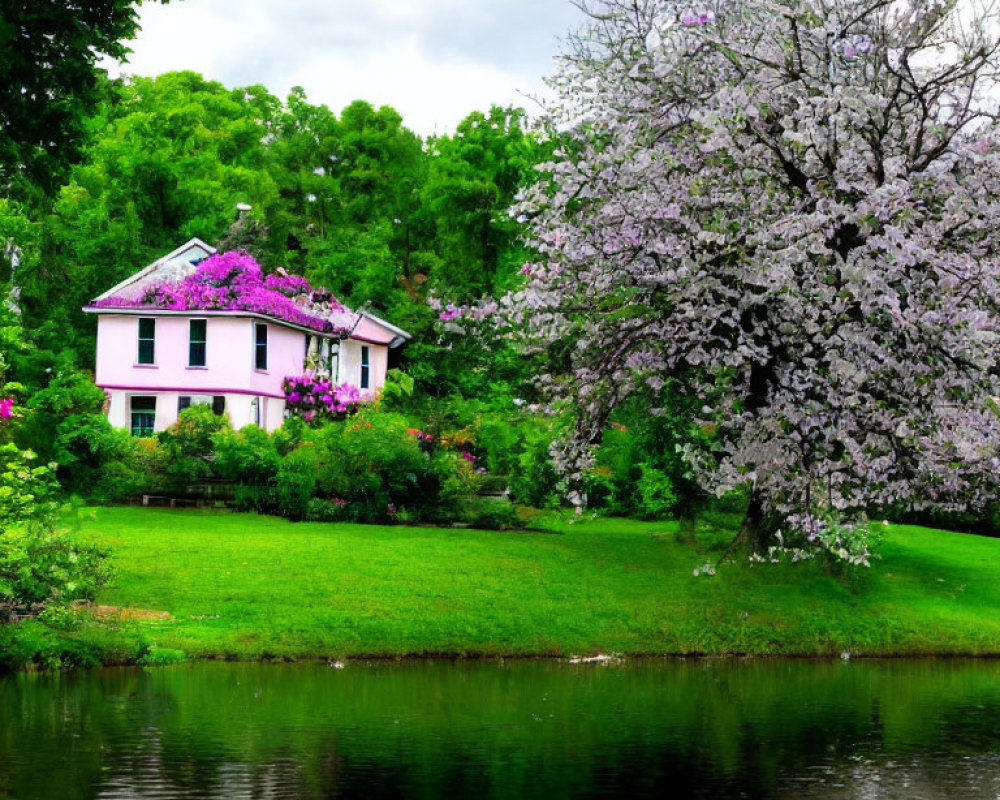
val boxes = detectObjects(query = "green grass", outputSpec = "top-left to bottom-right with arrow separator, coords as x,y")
39,507 -> 1000,660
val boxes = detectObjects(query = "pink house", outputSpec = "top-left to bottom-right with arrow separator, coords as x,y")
83,238 -> 410,434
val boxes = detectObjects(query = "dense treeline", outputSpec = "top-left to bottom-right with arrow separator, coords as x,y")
0,71 -> 543,395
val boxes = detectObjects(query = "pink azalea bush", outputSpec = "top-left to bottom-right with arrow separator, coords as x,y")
92,251 -> 355,334
0,397 -> 13,420
283,374 -> 364,422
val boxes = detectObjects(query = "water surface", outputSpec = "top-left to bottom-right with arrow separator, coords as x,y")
2,658 -> 999,799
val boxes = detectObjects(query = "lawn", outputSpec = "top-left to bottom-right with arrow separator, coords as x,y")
37,506 -> 1000,662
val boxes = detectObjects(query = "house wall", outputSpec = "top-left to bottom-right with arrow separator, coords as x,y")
106,389 -> 286,434
339,339 -> 389,394
96,313 -> 304,433
96,314 -> 307,397
95,312 -> 400,434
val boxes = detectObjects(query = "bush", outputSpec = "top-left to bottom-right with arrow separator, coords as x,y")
18,370 -> 106,462
304,498 -> 352,523
214,425 -> 280,482
92,437 -> 170,502
263,411 -> 480,524
636,465 -> 677,519
0,444 -> 111,619
462,499 -> 521,530
275,445 -> 320,521
158,405 -> 231,485
508,418 -> 562,508
138,646 -> 187,666
53,413 -> 131,495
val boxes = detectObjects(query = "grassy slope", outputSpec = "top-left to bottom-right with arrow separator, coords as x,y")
74,507 -> 1000,659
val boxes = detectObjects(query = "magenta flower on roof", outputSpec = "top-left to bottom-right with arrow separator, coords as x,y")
91,251 -> 356,334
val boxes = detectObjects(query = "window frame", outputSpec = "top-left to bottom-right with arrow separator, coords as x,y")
137,318 -> 155,365
360,345 -> 370,390
254,323 -> 268,371
130,396 -> 156,437
188,318 -> 207,367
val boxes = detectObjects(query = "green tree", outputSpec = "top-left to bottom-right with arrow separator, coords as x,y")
0,0 -> 168,195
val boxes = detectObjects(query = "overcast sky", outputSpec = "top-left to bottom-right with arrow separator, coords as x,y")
101,0 -> 586,136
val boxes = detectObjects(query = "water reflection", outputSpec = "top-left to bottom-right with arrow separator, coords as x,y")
1,659 -> 999,799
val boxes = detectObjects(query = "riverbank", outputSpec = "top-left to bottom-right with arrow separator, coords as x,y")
3,506 -> 1000,668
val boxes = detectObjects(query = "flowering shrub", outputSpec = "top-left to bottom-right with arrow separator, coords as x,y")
0,397 -> 12,420
91,251 -> 357,334
0,443 -> 112,620
283,375 -> 364,423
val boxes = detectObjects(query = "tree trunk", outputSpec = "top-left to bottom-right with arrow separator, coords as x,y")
677,514 -> 696,545
739,490 -> 773,553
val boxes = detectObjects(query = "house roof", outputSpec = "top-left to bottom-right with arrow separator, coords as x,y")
91,237 -> 217,303
83,239 -> 411,346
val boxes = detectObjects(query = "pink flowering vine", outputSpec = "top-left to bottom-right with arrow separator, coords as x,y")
283,375 -> 365,422
92,251 -> 356,334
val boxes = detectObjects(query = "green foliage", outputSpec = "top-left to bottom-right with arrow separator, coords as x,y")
0,1 -> 169,195
213,425 -> 281,484
53,413 -> 131,494
0,444 -> 60,531
590,391 -> 708,519
92,437 -> 169,501
157,405 -> 231,484
19,370 -> 106,461
0,444 -> 111,617
636,465 -> 678,520
275,445 -> 320,521
138,646 -> 187,666
461,498 -> 521,530
379,369 -> 415,409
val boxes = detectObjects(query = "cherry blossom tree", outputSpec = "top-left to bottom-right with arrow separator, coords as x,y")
506,0 -> 1000,558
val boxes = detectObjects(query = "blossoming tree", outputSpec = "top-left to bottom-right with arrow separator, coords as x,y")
507,0 -> 1000,558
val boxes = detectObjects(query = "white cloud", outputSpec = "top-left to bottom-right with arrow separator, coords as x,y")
103,0 -> 585,136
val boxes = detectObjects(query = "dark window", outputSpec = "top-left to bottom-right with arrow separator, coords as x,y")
137,318 -> 155,364
189,319 -> 207,366
255,323 -> 268,370
178,396 -> 192,413
212,396 -> 226,416
130,396 -> 156,437
360,345 -> 370,389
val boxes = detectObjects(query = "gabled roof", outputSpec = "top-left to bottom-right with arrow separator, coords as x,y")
91,237 -> 217,303
85,239 -> 412,346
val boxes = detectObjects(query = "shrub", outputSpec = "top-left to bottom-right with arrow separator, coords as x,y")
462,499 -> 521,530
275,445 -> 320,521
93,437 -> 169,501
636,465 -> 678,520
53,413 -> 131,495
18,370 -> 106,461
0,444 -> 111,619
304,498 -> 351,523
214,425 -> 281,485
138,646 -> 187,666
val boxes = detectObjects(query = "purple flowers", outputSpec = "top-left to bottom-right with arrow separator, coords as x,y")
91,251 -> 356,335
283,374 -> 365,422
0,397 -> 13,420
680,11 -> 713,25
439,305 -> 462,321
839,35 -> 873,60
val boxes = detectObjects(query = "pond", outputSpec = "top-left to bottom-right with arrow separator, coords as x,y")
2,658 -> 999,799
